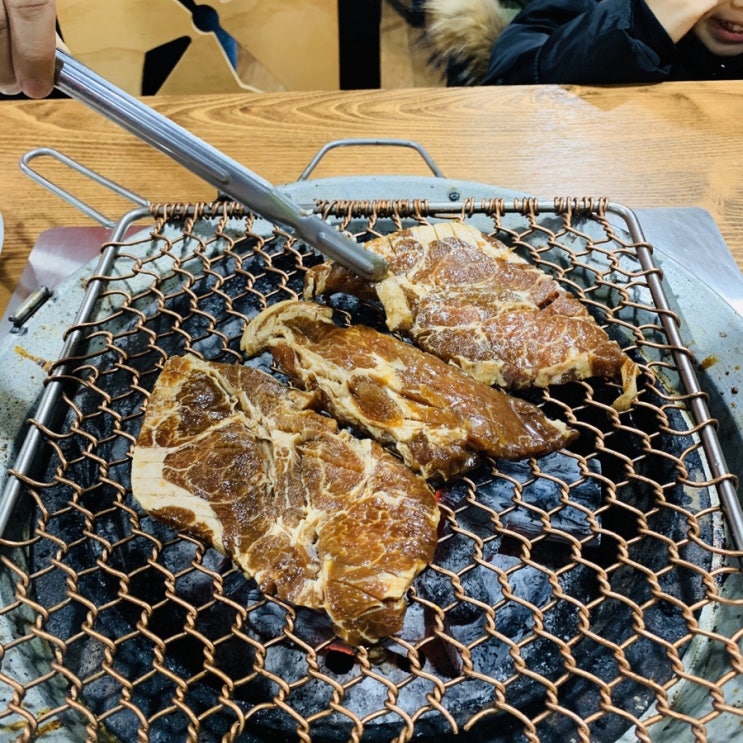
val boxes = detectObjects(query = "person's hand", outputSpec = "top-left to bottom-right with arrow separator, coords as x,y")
0,0 -> 57,98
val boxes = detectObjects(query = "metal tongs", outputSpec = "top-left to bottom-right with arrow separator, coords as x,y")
53,49 -> 387,281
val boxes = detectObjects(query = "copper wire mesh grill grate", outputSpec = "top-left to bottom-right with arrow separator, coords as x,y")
0,198 -> 742,743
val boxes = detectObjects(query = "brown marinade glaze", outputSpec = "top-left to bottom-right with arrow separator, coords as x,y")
241,300 -> 575,480
304,222 -> 638,411
131,354 -> 439,646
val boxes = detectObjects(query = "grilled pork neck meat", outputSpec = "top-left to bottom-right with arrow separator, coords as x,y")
304,222 -> 639,411
240,301 -> 575,480
130,354 -> 439,646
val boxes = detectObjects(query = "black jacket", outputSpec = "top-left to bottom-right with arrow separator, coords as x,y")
483,0 -> 743,84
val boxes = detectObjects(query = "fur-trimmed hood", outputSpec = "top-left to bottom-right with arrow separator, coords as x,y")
423,0 -> 516,85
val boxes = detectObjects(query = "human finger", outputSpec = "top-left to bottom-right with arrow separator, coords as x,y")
0,1 -> 21,94
6,0 -> 57,98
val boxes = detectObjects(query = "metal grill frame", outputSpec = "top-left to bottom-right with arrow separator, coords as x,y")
0,191 -> 742,743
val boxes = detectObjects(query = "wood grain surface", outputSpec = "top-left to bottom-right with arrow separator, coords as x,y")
1,81 -> 742,315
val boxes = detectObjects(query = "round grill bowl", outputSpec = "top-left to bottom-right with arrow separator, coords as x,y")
0,171 -> 741,743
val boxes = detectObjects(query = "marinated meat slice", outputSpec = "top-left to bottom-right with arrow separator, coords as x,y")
240,300 -> 575,480
130,354 -> 439,646
304,222 -> 639,411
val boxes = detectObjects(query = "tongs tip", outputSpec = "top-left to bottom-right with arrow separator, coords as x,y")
315,229 -> 388,282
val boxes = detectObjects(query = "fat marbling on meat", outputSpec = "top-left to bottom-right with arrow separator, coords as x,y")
240,300 -> 575,480
130,353 -> 439,646
304,221 -> 639,411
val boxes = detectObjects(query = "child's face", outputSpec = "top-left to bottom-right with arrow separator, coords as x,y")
693,1 -> 743,57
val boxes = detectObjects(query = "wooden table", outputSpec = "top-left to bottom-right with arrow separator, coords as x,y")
1,80 -> 742,316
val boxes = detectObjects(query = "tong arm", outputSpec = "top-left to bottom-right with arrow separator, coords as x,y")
53,50 -> 386,281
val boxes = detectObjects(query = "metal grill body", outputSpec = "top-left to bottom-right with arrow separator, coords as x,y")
0,198 -> 741,743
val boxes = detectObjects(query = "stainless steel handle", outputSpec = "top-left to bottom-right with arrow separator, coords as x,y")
297,138 -> 445,181
20,147 -> 148,228
53,49 -> 386,281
